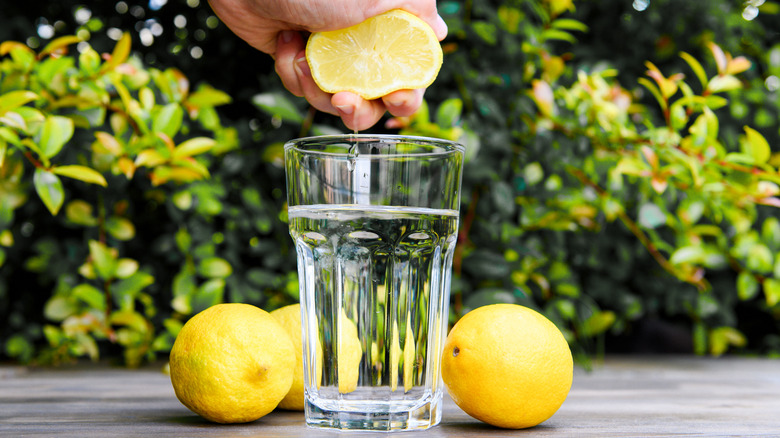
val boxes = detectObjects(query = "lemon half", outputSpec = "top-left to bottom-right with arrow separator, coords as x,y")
305,9 -> 443,100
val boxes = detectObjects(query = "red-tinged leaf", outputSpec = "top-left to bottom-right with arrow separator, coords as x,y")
100,32 -> 132,74
135,149 -> 167,167
150,166 -> 204,186
38,36 -> 82,58
757,197 -> 780,208
0,41 -> 34,56
640,145 -> 659,169
651,175 -> 668,194
155,132 -> 176,150
726,56 -> 751,75
117,157 -> 136,179
708,42 -> 728,75
172,157 -> 210,179
94,131 -> 122,155
530,79 -> 555,117
52,165 -> 108,187
0,140 -> 6,168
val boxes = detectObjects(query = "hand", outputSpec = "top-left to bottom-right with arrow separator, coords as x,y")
207,0 -> 447,131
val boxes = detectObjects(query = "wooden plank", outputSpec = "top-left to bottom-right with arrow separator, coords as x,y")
0,356 -> 778,436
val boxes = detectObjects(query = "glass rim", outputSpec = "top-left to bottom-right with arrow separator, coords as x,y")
283,134 -> 465,158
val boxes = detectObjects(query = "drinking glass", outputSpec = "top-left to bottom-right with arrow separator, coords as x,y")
284,134 -> 465,431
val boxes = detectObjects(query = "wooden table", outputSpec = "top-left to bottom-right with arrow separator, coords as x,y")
1,356 -> 778,436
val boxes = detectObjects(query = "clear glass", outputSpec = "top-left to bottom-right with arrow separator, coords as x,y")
285,134 -> 465,431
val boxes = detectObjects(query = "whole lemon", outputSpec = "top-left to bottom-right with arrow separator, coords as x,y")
169,303 -> 295,423
271,304 -> 325,410
441,304 -> 573,429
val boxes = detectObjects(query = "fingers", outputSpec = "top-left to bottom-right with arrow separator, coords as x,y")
274,31 -> 305,97
369,0 -> 448,40
292,52 -> 339,115
331,92 -> 386,132
382,89 -> 425,117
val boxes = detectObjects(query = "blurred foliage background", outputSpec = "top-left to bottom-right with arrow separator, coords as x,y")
1,0 -> 780,366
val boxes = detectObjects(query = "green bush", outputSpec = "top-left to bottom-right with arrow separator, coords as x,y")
2,0 -> 779,365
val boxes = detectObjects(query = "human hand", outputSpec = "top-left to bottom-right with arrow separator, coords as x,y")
207,0 -> 447,131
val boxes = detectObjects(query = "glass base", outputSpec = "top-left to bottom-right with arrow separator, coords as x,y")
304,392 -> 442,431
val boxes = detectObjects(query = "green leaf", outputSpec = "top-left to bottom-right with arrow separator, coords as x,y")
638,77 -> 667,111
746,243 -> 774,274
742,126 -> 770,165
152,103 -> 184,138
693,322 -> 707,355
115,258 -> 139,279
172,137 -> 215,159
113,272 -> 155,309
52,165 -> 108,186
764,279 -> 780,307
65,200 -> 98,226
187,86 -> 232,107
88,240 -> 117,281
105,216 -> 136,241
669,246 -> 705,265
72,283 -> 106,311
252,92 -> 304,123
709,327 -> 746,356
582,310 -> 616,336
44,296 -> 77,321
679,52 -> 708,90
472,21 -> 497,44
707,75 -> 742,93
197,257 -> 233,278
540,28 -> 576,44
704,95 -> 728,110
4,334 -> 34,362
191,279 -> 226,313
551,18 -> 588,32
737,271 -> 759,301
0,90 -> 38,113
762,217 -> 780,250
435,98 -> 463,128
78,46 -> 102,75
39,115 -> 74,159
33,169 -> 64,215
175,227 -> 192,252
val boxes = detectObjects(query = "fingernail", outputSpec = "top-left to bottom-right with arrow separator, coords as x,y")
335,104 -> 354,115
294,57 -> 311,78
387,100 -> 405,108
280,30 -> 295,44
